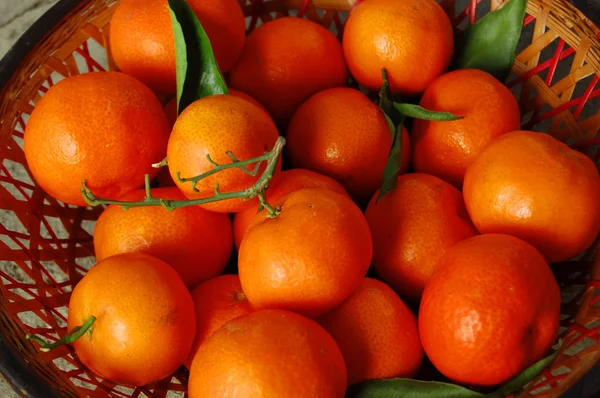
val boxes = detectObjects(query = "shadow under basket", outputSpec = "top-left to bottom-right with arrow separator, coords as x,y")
2,0 -> 600,396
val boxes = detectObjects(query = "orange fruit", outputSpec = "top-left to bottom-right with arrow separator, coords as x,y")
419,234 -> 560,386
411,69 -> 521,187
188,309 -> 347,398
164,90 -> 266,129
167,94 -> 281,213
109,0 -> 246,95
342,0 -> 454,95
287,87 -> 411,204
318,278 -> 423,385
185,274 -> 254,369
233,169 -> 349,249
24,71 -> 169,207
463,130 -> 600,263
93,187 -> 232,289
68,252 -> 196,386
239,188 -> 372,317
365,173 -> 478,301
230,17 -> 348,122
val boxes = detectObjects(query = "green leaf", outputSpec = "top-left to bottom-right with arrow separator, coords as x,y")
377,69 -> 406,200
452,0 -> 527,81
377,115 -> 405,201
393,103 -> 462,122
168,0 -> 228,114
346,378 -> 484,398
486,341 -> 562,398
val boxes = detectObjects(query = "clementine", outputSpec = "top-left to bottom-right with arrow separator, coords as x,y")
412,69 -> 521,187
318,278 -> 423,385
188,309 -> 347,398
229,17 -> 348,122
24,71 -> 170,207
68,252 -> 196,386
185,274 -> 254,369
239,188 -> 372,317
109,0 -> 246,95
419,234 -> 561,386
93,187 -> 232,289
167,94 -> 281,213
287,87 -> 410,204
342,0 -> 454,95
233,168 -> 349,249
463,130 -> 600,263
365,173 -> 478,301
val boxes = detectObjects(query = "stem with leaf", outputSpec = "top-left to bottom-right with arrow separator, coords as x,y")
377,68 -> 463,200
26,316 -> 96,352
80,136 -> 286,217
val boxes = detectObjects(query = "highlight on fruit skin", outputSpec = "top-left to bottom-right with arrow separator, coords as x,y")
342,0 -> 454,95
238,188 -> 373,317
463,130 -> 600,263
166,94 -> 282,213
188,309 -> 348,398
184,274 -> 254,369
229,16 -> 348,122
29,252 -> 197,387
286,87 -> 411,205
365,173 -> 478,302
411,68 -> 522,188
233,168 -> 350,249
109,0 -> 246,95
23,71 -> 170,207
419,234 -> 561,387
93,187 -> 233,289
318,278 -> 424,385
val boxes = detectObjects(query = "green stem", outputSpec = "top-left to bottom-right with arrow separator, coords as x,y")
26,316 -> 96,352
258,192 -> 281,218
178,154 -> 266,193
80,137 -> 286,212
152,157 -> 168,168
144,174 -> 152,200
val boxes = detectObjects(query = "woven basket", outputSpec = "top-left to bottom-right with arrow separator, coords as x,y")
1,0 -> 600,396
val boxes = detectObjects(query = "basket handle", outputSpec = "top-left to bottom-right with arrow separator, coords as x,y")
305,0 -> 356,11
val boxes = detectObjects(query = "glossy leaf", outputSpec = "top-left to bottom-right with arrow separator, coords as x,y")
452,0 -> 527,81
378,69 -> 406,200
393,103 -> 462,122
486,342 -> 561,397
168,0 -> 228,114
346,378 -> 484,398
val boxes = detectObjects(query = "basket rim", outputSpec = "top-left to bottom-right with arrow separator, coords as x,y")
0,0 -> 82,91
0,334 -> 62,398
1,0 -> 600,397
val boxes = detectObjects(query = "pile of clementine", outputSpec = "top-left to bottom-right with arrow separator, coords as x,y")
21,0 -> 600,396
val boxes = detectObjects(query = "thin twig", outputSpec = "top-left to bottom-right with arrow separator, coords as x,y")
152,157 -> 168,168
80,137 -> 286,216
26,316 -> 97,352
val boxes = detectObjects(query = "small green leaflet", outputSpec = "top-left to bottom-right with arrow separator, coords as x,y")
377,69 -> 406,201
168,0 -> 228,115
345,342 -> 560,398
393,103 -> 462,122
452,0 -> 527,81
345,378 -> 483,398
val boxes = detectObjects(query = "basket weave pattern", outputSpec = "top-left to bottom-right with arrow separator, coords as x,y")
0,0 -> 600,396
